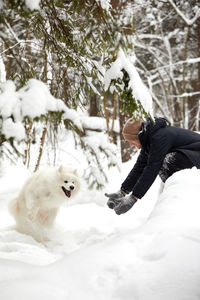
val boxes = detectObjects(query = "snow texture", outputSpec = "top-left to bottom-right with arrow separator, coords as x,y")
0,79 -> 76,139
0,155 -> 200,300
0,56 -> 6,82
25,0 -> 41,10
98,0 -> 111,11
0,79 -> 120,143
0,79 -> 68,140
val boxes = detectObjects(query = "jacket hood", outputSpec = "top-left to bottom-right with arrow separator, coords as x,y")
138,117 -> 168,147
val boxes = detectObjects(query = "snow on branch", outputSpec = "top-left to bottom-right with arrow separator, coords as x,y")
104,49 -> 154,117
0,80 -> 76,140
0,56 -> 6,83
25,0 -> 41,10
167,0 -> 200,26
0,79 -> 119,189
0,79 -> 119,142
137,34 -> 163,41
168,91 -> 200,98
96,0 -> 111,12
150,57 -> 200,73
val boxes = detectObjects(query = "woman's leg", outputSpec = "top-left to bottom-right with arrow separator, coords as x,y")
159,152 -> 194,183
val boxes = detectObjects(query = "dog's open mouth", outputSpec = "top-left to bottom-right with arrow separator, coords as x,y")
61,186 -> 71,198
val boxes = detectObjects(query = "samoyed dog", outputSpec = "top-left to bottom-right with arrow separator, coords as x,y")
9,165 -> 80,242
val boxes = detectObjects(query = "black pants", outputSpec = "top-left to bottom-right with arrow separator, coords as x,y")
159,152 -> 194,183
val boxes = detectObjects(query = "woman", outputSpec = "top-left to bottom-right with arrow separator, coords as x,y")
106,117 -> 200,215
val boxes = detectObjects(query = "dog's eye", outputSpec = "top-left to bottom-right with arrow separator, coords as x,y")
64,181 -> 68,183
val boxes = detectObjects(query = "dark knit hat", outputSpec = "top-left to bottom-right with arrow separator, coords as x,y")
122,119 -> 142,141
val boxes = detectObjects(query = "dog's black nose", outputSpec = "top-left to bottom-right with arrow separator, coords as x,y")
70,185 -> 74,190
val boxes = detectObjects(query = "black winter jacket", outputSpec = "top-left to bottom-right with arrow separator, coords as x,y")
121,117 -> 200,199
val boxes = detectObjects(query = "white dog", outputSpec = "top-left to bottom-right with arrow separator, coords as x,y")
9,165 -> 80,242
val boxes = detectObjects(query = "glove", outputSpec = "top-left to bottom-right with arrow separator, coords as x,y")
114,194 -> 137,215
105,190 -> 126,209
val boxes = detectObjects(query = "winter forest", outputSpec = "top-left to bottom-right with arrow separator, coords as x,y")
1,1 -> 200,300
1,0 -> 200,184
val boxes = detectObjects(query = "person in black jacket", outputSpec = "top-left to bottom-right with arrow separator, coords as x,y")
105,117 -> 200,215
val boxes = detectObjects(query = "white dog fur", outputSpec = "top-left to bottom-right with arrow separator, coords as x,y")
9,165 -> 80,242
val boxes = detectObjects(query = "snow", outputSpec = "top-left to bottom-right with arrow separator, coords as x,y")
25,0 -> 41,10
0,78 -> 120,188
19,79 -> 64,119
0,81 -> 20,120
97,0 -> 111,12
82,115 -> 119,133
0,43 -> 199,298
1,149 -> 200,299
0,79 -> 119,143
2,118 -> 25,141
0,56 -> 6,82
0,79 -> 80,140
0,79 -> 69,140
0,50 -> 154,142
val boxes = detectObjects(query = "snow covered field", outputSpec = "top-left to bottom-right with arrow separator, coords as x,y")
0,151 -> 200,299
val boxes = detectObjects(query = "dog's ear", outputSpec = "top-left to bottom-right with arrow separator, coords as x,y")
72,169 -> 78,176
58,165 -> 64,174
58,165 -> 78,176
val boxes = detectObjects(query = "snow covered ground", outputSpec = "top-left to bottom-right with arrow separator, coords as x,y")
1,149 -> 200,300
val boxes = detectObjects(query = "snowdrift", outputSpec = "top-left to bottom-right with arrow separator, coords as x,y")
0,168 -> 200,300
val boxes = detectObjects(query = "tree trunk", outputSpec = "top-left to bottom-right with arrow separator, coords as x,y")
89,93 -> 98,116
34,119 -> 48,172
119,102 -> 134,162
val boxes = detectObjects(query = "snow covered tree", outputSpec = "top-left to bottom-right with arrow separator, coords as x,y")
1,0 -> 152,187
130,0 -> 200,129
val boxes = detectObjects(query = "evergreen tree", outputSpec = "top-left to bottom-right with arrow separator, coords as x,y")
0,0 -> 144,187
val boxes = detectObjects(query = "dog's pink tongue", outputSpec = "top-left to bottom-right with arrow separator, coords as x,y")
61,186 -> 71,198
66,190 -> 71,198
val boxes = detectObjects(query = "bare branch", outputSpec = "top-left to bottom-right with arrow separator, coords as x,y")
150,57 -> 200,73
168,91 -> 200,98
167,0 -> 200,26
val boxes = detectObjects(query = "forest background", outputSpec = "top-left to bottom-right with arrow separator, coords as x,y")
0,0 -> 200,189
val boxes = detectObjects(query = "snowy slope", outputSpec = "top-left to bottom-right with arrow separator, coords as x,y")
0,162 -> 200,299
